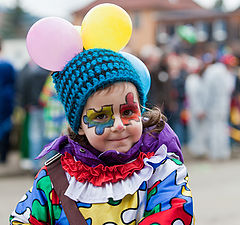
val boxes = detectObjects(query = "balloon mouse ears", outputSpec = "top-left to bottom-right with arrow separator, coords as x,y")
120,52 -> 151,97
26,17 -> 83,71
26,3 -> 151,97
26,3 -> 132,71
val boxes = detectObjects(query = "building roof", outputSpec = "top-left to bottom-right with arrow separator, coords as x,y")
231,7 -> 240,16
156,9 -> 230,23
73,0 -> 202,16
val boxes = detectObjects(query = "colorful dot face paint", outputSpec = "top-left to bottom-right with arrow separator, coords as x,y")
120,92 -> 141,125
83,105 -> 115,135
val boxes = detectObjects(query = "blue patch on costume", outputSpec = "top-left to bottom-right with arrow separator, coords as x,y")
146,170 -> 192,215
15,169 -> 48,214
139,181 -> 147,191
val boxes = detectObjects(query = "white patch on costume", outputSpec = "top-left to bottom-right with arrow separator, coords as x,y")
122,208 -> 137,224
175,164 -> 188,186
147,148 -> 186,188
11,208 -> 31,224
173,219 -> 184,225
19,193 -> 28,202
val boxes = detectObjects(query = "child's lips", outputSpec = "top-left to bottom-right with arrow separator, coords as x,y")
108,136 -> 128,142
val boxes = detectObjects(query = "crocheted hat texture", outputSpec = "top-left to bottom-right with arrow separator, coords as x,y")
52,48 -> 146,134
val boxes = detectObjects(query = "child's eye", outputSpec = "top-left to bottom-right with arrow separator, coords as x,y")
94,114 -> 109,121
122,109 -> 134,117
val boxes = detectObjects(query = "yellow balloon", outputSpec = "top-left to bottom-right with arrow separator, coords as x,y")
81,3 -> 132,51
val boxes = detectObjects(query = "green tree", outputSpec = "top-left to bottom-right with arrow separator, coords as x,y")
213,0 -> 224,11
0,0 -> 26,38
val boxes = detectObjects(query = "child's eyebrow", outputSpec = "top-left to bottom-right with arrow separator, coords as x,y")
85,105 -> 114,115
120,92 -> 139,109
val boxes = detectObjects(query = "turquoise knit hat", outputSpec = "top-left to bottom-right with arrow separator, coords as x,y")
52,48 -> 146,134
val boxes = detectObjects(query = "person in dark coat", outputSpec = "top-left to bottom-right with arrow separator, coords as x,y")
16,59 -> 49,171
0,37 -> 16,163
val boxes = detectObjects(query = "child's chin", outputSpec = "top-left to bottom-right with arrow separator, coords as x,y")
113,146 -> 131,153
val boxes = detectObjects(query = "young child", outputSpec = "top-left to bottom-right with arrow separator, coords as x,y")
10,6 -> 194,225
10,48 -> 194,225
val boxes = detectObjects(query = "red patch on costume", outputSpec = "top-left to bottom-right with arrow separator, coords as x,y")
51,189 -> 60,205
29,215 -> 50,225
139,198 -> 193,225
147,180 -> 161,194
35,166 -> 48,179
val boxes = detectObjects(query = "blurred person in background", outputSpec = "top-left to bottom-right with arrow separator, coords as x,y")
139,44 -> 164,107
39,75 -> 67,147
16,59 -> 49,172
147,52 -> 172,113
185,61 -> 208,158
229,56 -> 240,143
0,37 -> 16,163
203,54 -> 236,160
165,51 -> 188,145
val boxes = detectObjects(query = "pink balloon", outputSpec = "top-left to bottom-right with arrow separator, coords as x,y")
26,17 -> 83,71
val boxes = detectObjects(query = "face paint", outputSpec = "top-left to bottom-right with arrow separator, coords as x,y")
83,105 -> 115,135
120,92 -> 141,125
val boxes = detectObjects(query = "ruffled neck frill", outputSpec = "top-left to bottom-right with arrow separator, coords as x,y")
36,123 -> 183,167
61,151 -> 155,186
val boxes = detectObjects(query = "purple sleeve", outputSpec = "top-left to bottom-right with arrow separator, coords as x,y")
158,123 -> 184,162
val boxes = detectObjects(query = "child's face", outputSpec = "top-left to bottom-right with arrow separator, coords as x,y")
79,82 -> 143,153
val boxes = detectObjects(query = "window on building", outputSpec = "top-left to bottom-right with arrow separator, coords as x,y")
166,25 -> 175,36
195,21 -> 209,42
132,12 -> 140,29
212,19 -> 227,42
156,24 -> 169,44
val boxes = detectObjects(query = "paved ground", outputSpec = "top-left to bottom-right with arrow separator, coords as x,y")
1,148 -> 240,225
185,158 -> 240,225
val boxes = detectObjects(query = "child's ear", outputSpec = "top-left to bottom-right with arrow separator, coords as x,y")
78,127 -> 85,135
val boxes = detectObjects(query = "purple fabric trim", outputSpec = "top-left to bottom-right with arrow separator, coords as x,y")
36,123 -> 183,166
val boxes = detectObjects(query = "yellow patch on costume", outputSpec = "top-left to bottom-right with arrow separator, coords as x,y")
79,193 -> 139,224
12,222 -> 30,225
181,176 -> 192,197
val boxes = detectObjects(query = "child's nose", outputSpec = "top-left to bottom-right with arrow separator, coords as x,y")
111,116 -> 125,132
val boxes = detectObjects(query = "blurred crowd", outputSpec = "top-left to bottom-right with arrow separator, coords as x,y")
0,37 -> 66,172
0,35 -> 240,172
139,41 -> 240,161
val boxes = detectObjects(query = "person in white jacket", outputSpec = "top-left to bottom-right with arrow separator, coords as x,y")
203,58 -> 235,160
185,67 -> 208,158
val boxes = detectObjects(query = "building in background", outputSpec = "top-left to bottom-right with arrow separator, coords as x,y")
72,0 -> 240,55
0,5 -> 39,70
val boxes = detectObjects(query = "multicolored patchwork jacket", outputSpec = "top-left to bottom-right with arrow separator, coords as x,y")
10,144 -> 194,225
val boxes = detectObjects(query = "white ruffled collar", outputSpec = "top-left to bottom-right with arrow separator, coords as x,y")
64,144 -> 169,203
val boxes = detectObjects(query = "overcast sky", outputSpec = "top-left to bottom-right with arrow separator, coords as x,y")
0,0 -> 239,18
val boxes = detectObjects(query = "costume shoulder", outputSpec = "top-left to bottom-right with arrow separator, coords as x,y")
10,161 -> 60,224
139,151 -> 194,225
159,123 -> 183,162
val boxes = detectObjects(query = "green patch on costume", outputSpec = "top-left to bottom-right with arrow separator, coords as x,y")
36,174 -> 62,222
171,158 -> 182,165
144,204 -> 161,217
32,200 -> 48,222
147,186 -> 157,201
108,198 -> 122,206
